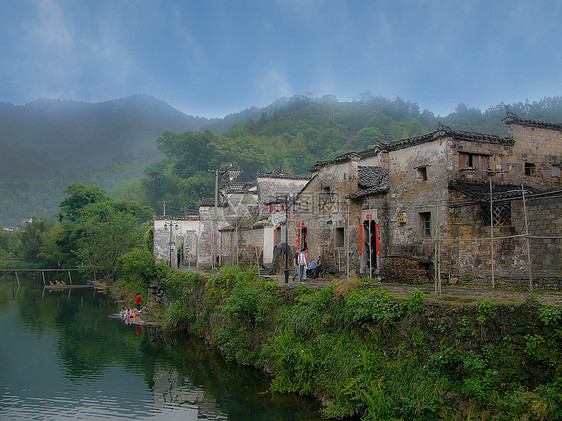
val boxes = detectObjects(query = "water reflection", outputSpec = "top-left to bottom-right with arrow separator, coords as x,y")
0,274 -> 324,420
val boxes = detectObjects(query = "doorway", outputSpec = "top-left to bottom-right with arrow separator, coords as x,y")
361,219 -> 379,278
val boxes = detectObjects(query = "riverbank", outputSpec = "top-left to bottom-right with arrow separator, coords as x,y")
148,266 -> 562,420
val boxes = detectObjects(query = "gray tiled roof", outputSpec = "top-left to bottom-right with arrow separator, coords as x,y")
256,168 -> 310,180
225,181 -> 257,194
347,166 -> 389,199
383,124 -> 514,152
310,148 -> 378,171
358,166 -> 389,188
502,110 -> 562,131
449,180 -> 542,202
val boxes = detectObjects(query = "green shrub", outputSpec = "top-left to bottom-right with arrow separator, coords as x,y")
407,290 -> 425,313
335,286 -> 406,326
539,304 -> 561,326
116,248 -> 157,288
162,300 -> 194,331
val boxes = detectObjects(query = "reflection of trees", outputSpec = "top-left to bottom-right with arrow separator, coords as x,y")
161,334 -> 322,420
4,275 -> 322,420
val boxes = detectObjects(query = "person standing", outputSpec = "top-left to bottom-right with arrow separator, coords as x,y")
298,249 -> 307,282
135,293 -> 142,311
292,250 -> 299,281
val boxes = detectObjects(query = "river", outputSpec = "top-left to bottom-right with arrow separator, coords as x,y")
0,273 -> 324,420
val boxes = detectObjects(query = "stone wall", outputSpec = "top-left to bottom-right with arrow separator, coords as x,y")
447,191 -> 561,287
507,124 -> 562,190
220,226 -> 265,266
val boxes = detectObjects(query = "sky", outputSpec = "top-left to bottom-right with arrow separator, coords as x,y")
1,0 -> 561,118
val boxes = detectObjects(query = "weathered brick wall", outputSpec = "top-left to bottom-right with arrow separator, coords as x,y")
295,160 -> 360,275
386,140 -> 450,262
507,124 -> 562,190
447,192 -> 561,288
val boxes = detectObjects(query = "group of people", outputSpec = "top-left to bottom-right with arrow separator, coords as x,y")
120,293 -> 144,323
292,249 -> 323,282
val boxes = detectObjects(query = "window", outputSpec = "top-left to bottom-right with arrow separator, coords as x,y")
419,212 -> 432,237
459,152 -> 489,170
525,162 -> 536,176
482,203 -> 511,226
417,167 -> 427,181
335,227 -> 345,248
552,166 -> 560,178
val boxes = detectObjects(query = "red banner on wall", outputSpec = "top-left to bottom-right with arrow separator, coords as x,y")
375,223 -> 380,256
359,224 -> 363,255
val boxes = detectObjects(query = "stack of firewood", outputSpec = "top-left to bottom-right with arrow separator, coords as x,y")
382,257 -> 430,284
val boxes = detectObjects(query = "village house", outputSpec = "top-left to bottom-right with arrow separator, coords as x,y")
154,111 -> 560,288
285,111 -> 561,288
219,168 -> 309,270
153,214 -> 202,269
153,166 -> 308,270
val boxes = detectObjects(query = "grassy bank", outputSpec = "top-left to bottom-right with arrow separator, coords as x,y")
154,265 -> 562,420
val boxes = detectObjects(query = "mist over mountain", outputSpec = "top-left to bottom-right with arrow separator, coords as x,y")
0,95 -> 208,181
1,93 -> 561,227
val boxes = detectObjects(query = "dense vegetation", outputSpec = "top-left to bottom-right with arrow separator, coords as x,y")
113,95 -> 562,215
0,183 -> 153,281
2,94 -> 562,224
149,265 -> 562,421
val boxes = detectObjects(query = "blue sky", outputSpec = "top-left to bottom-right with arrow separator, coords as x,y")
1,0 -> 561,118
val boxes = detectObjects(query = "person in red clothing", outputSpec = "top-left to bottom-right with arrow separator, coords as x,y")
135,293 -> 142,311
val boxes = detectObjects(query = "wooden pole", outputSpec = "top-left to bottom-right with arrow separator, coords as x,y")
436,200 -> 442,295
42,270 -> 46,286
14,271 -> 20,287
68,270 -> 72,285
490,179 -> 495,288
521,185 -> 533,293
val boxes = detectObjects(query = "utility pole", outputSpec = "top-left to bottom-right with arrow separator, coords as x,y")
208,169 -> 221,270
214,169 -> 219,269
284,195 -> 290,283
490,179 -> 495,288
159,200 -> 169,217
521,185 -> 533,293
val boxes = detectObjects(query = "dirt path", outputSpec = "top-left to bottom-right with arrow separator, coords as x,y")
271,275 -> 562,307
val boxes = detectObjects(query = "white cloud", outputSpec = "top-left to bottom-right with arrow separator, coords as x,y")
24,0 -> 73,48
255,66 -> 293,101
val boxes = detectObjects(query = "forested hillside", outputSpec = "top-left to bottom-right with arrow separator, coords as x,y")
1,95 -> 562,225
131,95 -> 562,216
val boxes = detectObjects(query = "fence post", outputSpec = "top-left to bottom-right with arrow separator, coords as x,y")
521,185 -> 533,293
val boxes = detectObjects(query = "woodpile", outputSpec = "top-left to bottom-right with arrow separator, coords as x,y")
382,257 -> 430,284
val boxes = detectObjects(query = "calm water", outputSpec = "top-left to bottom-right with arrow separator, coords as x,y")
0,274 -> 324,420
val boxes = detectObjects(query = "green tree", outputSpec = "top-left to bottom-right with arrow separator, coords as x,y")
58,183 -> 110,222
157,130 -> 215,178
351,127 -> 384,150
74,202 -> 148,280
177,171 -> 214,213
16,215 -> 55,263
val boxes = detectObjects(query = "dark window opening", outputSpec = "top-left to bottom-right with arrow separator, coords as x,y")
525,162 -> 536,176
275,226 -> 281,245
417,167 -> 427,181
420,212 -> 432,237
335,227 -> 345,248
459,152 -> 489,170
482,203 -> 511,226
300,226 -> 308,251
